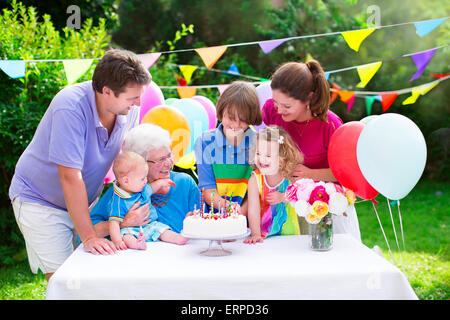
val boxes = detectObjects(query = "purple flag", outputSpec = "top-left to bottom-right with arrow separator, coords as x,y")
258,39 -> 289,54
409,49 -> 437,82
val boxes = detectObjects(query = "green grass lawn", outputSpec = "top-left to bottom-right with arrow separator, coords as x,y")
0,178 -> 448,300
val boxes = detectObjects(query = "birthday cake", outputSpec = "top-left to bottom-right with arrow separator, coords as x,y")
182,208 -> 247,238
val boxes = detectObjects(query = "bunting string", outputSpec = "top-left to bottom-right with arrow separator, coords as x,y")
160,44 -> 449,89
1,17 -> 447,62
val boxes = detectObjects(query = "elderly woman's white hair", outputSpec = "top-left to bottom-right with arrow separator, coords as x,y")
122,124 -> 172,160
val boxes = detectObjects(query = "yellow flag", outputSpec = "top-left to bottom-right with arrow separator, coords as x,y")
341,28 -> 375,52
305,53 -> 314,62
415,81 -> 439,95
63,59 -> 94,85
175,151 -> 196,169
356,61 -> 382,88
402,81 -> 439,105
177,87 -> 197,99
194,46 -> 227,69
179,65 -> 197,83
402,92 -> 421,105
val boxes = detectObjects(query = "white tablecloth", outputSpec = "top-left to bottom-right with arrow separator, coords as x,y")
46,234 -> 417,300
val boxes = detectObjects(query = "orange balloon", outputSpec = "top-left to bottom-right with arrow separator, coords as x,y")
141,105 -> 191,163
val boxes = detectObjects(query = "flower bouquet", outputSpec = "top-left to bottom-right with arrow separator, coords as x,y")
285,179 -> 356,250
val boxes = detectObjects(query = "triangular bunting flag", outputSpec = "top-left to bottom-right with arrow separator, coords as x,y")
414,18 -> 448,38
430,73 -> 450,79
324,72 -> 330,80
137,53 -> 161,69
402,91 -> 421,105
365,96 -> 376,115
260,78 -> 271,82
415,81 -> 439,95
409,48 -> 437,82
346,95 -> 356,113
258,39 -> 289,54
179,65 -> 197,83
63,59 -> 94,85
173,73 -> 187,86
217,84 -> 230,96
0,60 -> 26,78
177,87 -> 197,99
380,93 -> 398,111
356,61 -> 382,88
338,90 -> 355,103
228,63 -> 240,75
403,81 -> 440,105
195,46 -> 227,69
305,53 -> 314,62
330,83 -> 341,104
341,28 -> 375,52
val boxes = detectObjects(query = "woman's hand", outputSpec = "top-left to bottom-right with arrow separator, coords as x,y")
244,234 -> 264,244
265,191 -> 285,205
83,237 -> 117,255
292,163 -> 312,181
121,201 -> 152,228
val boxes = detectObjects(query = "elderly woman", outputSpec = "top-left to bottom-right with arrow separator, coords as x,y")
90,124 -> 200,239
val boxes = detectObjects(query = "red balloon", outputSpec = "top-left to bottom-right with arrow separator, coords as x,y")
328,121 -> 379,200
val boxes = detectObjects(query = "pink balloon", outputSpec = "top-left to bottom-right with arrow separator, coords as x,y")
139,81 -> 165,123
192,95 -> 217,129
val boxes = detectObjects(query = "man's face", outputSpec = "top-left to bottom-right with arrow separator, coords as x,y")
104,83 -> 145,115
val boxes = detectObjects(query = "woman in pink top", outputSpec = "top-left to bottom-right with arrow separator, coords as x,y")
262,60 -> 361,240
262,60 -> 342,182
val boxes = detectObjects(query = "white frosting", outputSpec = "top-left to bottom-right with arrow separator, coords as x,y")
183,215 -> 247,238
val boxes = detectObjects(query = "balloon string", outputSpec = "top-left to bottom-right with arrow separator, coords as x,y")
372,201 -> 396,265
387,198 -> 407,276
397,200 -> 410,281
397,200 -> 406,251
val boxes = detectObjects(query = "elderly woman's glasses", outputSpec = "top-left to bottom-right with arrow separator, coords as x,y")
147,151 -> 174,165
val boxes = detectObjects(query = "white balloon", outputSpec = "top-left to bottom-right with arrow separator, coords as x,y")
356,113 -> 427,200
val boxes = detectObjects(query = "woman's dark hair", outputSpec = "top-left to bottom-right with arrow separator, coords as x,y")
270,60 -> 330,121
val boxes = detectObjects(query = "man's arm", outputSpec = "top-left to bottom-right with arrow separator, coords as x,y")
58,165 -> 116,255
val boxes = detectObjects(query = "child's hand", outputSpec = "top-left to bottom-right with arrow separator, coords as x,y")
113,238 -> 127,250
265,191 -> 285,205
186,211 -> 194,217
244,234 -> 264,244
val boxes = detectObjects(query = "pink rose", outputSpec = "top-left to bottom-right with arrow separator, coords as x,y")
285,184 -> 299,202
308,185 -> 330,205
295,178 -> 316,201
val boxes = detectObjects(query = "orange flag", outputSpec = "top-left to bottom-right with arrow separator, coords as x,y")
195,46 -> 227,69
330,83 -> 341,104
380,93 -> 398,111
177,87 -> 197,99
338,90 -> 355,103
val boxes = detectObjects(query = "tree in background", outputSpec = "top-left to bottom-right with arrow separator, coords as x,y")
0,0 -> 119,31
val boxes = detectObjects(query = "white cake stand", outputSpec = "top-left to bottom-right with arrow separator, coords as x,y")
181,228 -> 251,257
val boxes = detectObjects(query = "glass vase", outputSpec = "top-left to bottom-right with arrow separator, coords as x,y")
309,213 -> 333,251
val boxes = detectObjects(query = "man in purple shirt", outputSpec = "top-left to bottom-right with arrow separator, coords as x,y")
9,49 -> 151,280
